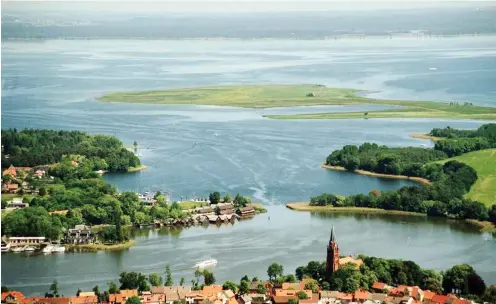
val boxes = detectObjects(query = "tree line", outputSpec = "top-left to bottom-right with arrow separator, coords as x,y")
1,129 -> 140,172
294,257 -> 494,302
431,124 -> 496,157
312,160 -> 496,224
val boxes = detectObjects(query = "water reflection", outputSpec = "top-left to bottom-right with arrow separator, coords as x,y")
311,212 -> 483,235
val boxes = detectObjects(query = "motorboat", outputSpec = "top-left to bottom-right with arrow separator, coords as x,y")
51,245 -> 66,253
11,246 -> 24,253
42,245 -> 54,253
24,246 -> 36,252
194,258 -> 217,268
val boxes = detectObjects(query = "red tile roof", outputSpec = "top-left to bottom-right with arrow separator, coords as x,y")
2,291 -> 25,302
21,297 -> 41,304
36,297 -> 72,304
69,296 -> 98,304
372,282 -> 387,290
354,290 -> 371,301
430,294 -> 449,304
272,295 -> 296,304
423,291 -> 436,301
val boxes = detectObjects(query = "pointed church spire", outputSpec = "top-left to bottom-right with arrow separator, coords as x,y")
330,225 -> 336,243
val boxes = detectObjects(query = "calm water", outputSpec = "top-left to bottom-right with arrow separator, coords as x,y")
1,37 -> 496,295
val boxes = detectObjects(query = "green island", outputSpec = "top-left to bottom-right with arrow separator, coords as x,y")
97,84 -> 496,120
288,124 -> 496,232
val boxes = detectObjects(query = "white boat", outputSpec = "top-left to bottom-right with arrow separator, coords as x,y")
11,246 -> 24,253
194,258 -> 217,268
24,246 -> 36,252
428,67 -> 437,71
1,243 -> 11,252
51,245 -> 66,253
42,245 -> 54,253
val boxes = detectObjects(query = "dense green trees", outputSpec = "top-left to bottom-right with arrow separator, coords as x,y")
125,296 -> 141,304
326,143 -> 448,176
209,192 -> 221,205
430,124 -> 496,156
119,272 -> 150,292
164,264 -> 173,286
267,263 -> 284,282
312,160 -> 490,222
442,264 -> 486,296
296,256 -> 451,295
1,207 -> 65,240
222,281 -> 238,293
1,129 -> 140,172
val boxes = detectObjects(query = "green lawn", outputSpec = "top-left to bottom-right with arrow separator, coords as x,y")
1,193 -> 36,202
434,149 -> 496,206
97,85 -> 496,120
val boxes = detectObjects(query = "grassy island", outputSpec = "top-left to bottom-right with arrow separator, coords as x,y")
286,202 -> 425,216
97,85 -> 496,120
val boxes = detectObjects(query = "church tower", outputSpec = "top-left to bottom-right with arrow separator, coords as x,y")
326,226 -> 340,277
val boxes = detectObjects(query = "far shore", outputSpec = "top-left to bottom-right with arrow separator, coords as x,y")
322,163 -> 432,185
65,240 -> 136,252
409,133 -> 442,142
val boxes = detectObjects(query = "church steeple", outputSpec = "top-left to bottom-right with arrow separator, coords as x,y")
330,225 -> 337,243
326,225 -> 340,278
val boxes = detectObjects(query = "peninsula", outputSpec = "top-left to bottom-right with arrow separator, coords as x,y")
288,124 -> 496,232
97,85 -> 496,120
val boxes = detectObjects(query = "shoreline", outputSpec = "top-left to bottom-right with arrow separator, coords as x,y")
321,163 -> 432,185
127,165 -> 148,173
65,240 -> 136,252
409,133 -> 442,142
286,202 -> 496,232
286,202 -> 425,216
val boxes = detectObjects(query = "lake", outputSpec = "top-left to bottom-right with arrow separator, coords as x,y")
1,37 -> 495,295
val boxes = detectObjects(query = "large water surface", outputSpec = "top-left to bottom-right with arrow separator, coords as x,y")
1,37 -> 495,295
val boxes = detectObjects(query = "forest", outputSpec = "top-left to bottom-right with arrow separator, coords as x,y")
1,129 -> 140,171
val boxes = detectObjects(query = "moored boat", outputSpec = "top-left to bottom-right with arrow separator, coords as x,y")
11,246 -> 24,253
24,246 -> 36,252
51,245 -> 66,253
42,245 -> 54,253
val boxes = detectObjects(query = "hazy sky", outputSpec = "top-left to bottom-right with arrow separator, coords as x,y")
2,0 -> 494,13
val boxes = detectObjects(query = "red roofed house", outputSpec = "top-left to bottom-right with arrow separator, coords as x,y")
69,295 -> 98,304
371,282 -> 387,292
427,294 -> 449,304
298,294 -> 318,304
35,298 -> 72,304
353,290 -> 371,303
21,297 -> 41,304
3,165 -> 17,177
2,291 -> 25,303
423,290 -> 436,302
109,290 -> 138,304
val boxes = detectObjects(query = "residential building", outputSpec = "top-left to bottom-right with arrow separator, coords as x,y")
35,298 -> 72,304
249,281 -> 272,295
65,225 -> 95,245
371,282 -> 388,293
2,291 -> 25,304
354,290 -> 371,303
2,182 -> 19,194
69,295 -> 98,304
3,165 -> 17,177
109,290 -> 139,304
7,198 -> 29,209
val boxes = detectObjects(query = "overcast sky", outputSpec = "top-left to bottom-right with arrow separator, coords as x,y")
2,0 -> 494,13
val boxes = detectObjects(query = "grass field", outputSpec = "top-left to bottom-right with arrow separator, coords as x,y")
434,149 -> 496,206
97,85 -> 496,120
286,202 -> 425,216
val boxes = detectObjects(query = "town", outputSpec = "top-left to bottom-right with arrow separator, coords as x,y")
2,227 -> 493,304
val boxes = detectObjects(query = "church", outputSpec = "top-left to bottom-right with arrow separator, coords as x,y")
326,226 -> 364,276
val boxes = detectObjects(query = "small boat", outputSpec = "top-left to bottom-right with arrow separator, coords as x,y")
24,246 -> 36,252
194,258 -> 217,268
11,247 -> 24,253
42,245 -> 54,254
51,245 -> 66,253
428,67 -> 437,71
0,243 -> 11,252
